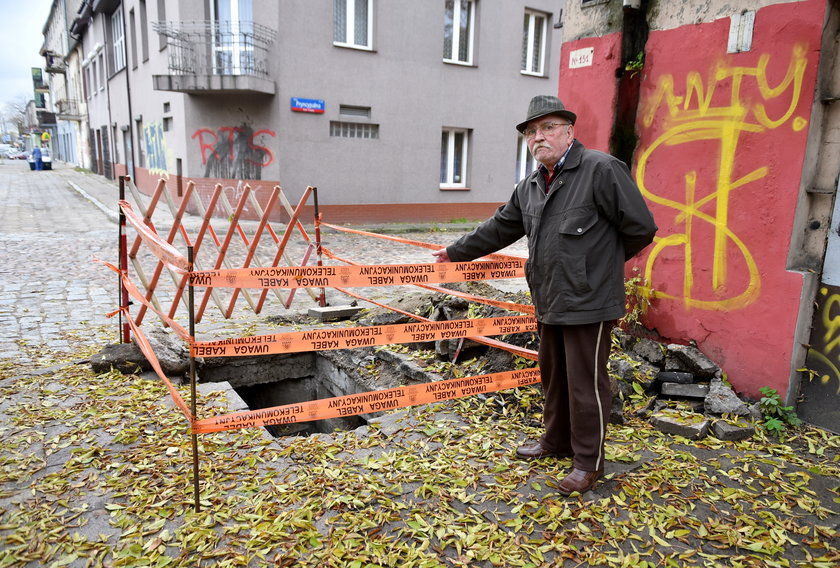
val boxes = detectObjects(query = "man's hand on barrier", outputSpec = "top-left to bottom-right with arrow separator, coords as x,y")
432,249 -> 450,263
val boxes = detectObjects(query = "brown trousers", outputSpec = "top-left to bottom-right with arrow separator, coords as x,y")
537,321 -> 613,472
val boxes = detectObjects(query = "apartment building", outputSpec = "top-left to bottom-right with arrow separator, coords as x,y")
55,0 -> 564,223
40,0 -> 88,168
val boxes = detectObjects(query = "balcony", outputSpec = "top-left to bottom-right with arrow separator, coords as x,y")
44,52 -> 67,74
56,99 -> 83,119
152,20 -> 277,95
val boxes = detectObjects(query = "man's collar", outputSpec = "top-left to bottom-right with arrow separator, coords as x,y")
537,140 -> 575,175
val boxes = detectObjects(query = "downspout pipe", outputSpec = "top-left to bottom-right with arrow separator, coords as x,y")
121,1 -> 136,183
609,0 -> 650,169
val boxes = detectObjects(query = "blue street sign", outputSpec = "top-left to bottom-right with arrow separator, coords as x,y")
291,97 -> 325,114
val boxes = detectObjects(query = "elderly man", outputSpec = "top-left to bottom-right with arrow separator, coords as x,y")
433,95 -> 656,495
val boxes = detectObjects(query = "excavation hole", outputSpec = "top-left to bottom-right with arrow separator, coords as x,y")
235,375 -> 366,437
200,351 -> 378,438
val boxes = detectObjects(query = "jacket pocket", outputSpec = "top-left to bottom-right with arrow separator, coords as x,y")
557,208 -> 598,296
566,254 -> 592,295
557,207 -> 598,236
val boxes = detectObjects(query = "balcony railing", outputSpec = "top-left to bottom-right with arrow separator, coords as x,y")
56,99 -> 80,117
153,20 -> 276,78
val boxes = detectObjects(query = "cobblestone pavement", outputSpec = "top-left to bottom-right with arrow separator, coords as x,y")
0,159 -> 527,360
0,161 -> 116,361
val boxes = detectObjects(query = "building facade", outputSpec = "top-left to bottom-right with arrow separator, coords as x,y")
41,0 -> 88,168
60,0 -> 564,223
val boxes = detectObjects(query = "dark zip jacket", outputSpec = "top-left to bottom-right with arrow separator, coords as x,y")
446,140 -> 657,325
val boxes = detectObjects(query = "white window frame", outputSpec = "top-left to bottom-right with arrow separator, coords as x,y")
443,0 -> 475,65
515,136 -> 538,183
334,0 -> 373,50
212,0 -> 254,75
440,128 -> 469,189
98,54 -> 106,90
112,6 -> 126,72
84,64 -> 92,98
521,9 -> 547,76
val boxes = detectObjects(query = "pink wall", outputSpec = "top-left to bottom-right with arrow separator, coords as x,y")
559,34 -> 622,152
559,0 -> 826,398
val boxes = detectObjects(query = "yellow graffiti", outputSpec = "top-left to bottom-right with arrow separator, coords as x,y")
144,121 -> 172,179
804,287 -> 840,395
637,44 -> 809,310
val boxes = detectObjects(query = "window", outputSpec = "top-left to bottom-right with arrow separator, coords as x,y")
330,121 -> 379,139
334,0 -> 372,49
443,0 -> 474,65
440,128 -> 469,188
339,104 -> 371,119
213,0 -> 254,75
98,54 -> 105,89
112,125 -> 120,163
129,9 -> 138,68
515,137 -> 537,183
522,10 -> 547,76
136,118 -> 145,168
140,0 -> 149,61
157,0 -> 167,50
83,65 -> 90,98
112,7 -> 126,72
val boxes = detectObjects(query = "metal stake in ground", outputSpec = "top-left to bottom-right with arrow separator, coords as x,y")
313,187 -> 327,307
118,176 -> 131,343
188,246 -> 201,512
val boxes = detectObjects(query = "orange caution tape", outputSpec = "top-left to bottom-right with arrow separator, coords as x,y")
188,258 -> 525,289
109,307 -> 193,421
191,315 -> 536,357
119,200 -> 190,273
96,259 -> 191,342
192,367 -> 541,434
319,221 -> 524,262
321,246 -> 534,315
333,286 -> 539,361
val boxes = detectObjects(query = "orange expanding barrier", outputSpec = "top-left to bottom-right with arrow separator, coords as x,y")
106,177 -> 538,510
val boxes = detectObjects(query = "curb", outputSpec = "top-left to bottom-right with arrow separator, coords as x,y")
67,180 -> 119,224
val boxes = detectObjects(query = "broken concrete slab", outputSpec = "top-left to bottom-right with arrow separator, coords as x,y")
609,353 -> 658,392
90,327 -> 190,377
666,344 -> 719,378
656,371 -> 694,384
660,382 -> 710,399
631,338 -> 666,366
711,419 -> 756,441
705,377 -> 750,416
308,305 -> 364,322
89,342 -> 149,375
650,409 -> 711,440
145,327 -> 190,376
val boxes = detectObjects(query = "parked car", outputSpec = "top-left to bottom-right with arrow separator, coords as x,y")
0,144 -> 15,158
27,148 -> 52,170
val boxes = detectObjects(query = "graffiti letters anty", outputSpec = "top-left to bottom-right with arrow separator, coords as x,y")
636,45 -> 809,311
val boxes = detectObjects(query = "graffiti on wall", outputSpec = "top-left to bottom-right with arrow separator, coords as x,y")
804,284 -> 840,395
192,124 -> 275,180
144,122 -> 170,177
636,44 -> 809,311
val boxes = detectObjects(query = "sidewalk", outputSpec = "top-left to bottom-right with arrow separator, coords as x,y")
0,160 -> 838,567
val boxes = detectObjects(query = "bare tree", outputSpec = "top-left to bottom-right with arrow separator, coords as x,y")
2,95 -> 32,137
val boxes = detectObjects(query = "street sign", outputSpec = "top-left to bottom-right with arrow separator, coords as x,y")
291,97 -> 325,114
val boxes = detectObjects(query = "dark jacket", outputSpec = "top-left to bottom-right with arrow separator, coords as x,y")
447,140 -> 657,325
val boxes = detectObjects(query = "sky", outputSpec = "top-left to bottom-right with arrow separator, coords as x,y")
0,0 -> 54,108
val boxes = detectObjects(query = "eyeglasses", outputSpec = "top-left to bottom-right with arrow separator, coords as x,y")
522,121 -> 571,140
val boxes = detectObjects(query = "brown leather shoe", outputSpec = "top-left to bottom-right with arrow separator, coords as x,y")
558,467 -> 603,495
515,441 -> 573,460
